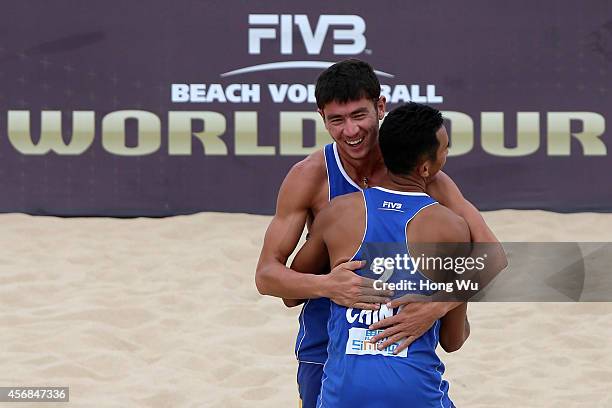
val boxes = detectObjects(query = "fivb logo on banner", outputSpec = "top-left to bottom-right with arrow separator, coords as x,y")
215,13 -> 382,78
248,14 -> 366,55
173,13 -> 443,106
173,13 -> 396,105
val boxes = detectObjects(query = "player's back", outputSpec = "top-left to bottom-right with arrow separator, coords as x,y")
318,186 -> 459,408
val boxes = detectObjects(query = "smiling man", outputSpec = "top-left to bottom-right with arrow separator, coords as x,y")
255,59 -> 502,408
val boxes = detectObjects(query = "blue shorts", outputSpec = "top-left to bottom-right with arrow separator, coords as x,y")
297,362 -> 324,408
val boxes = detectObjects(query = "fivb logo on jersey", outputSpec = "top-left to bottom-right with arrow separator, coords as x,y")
248,14 -> 367,56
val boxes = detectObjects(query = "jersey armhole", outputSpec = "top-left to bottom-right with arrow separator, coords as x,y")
348,190 -> 369,262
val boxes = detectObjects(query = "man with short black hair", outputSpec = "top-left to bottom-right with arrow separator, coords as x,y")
289,101 -> 469,406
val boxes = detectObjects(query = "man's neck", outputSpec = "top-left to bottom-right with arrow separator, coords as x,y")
379,172 -> 427,193
338,146 -> 386,187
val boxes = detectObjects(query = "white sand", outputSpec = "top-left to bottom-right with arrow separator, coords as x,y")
0,210 -> 611,407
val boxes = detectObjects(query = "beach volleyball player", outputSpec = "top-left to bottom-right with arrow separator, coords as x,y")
290,102 -> 469,407
255,59 -> 502,408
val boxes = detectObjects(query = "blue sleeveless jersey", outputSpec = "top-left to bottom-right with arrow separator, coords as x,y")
295,143 -> 360,364
317,186 -> 456,407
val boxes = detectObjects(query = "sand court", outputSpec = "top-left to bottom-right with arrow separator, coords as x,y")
0,210 -> 611,407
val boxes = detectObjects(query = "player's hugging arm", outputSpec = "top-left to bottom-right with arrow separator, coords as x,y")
440,304 -> 470,353
426,171 -> 508,270
255,153 -> 328,303
426,170 -> 508,295
285,208 -> 332,307
434,209 -> 472,353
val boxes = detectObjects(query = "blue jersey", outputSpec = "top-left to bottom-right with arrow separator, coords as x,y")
317,186 -> 456,407
295,143 -> 360,364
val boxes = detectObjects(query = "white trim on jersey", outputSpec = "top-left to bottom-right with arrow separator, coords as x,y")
323,145 -> 331,202
332,142 -> 362,191
347,190 -> 369,263
433,320 -> 449,408
295,299 -> 310,361
373,186 -> 429,196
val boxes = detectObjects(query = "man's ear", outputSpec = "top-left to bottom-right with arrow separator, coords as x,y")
377,96 -> 386,120
417,160 -> 431,179
318,108 -> 329,130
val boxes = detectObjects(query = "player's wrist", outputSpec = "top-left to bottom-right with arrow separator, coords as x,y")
313,273 -> 331,299
437,301 -> 461,317
430,302 -> 449,318
299,273 -> 328,299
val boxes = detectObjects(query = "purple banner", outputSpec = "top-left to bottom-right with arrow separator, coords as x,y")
0,1 -> 610,215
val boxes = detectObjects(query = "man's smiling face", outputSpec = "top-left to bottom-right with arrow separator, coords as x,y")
320,96 -> 386,161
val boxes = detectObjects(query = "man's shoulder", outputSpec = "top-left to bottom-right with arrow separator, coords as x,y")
314,191 -> 364,245
413,203 -> 470,243
285,149 -> 327,185
329,191 -> 363,209
277,149 -> 328,212
318,191 -> 363,222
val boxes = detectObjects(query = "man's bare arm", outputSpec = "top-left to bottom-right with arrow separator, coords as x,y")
439,303 -> 470,352
427,171 -> 508,287
283,212 -> 331,307
427,171 -> 503,245
376,171 -> 499,325
425,207 -> 470,353
255,156 -> 391,308
289,203 -> 390,309
255,158 -> 328,301
371,174 -> 504,351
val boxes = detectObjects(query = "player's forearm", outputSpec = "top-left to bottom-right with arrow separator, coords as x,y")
255,261 -> 326,300
439,303 -> 469,353
435,301 -> 463,315
441,192 -> 508,272
453,200 -> 499,244
459,204 -> 508,276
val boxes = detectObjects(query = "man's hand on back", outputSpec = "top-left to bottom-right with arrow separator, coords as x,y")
367,300 -> 460,354
322,260 -> 394,311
